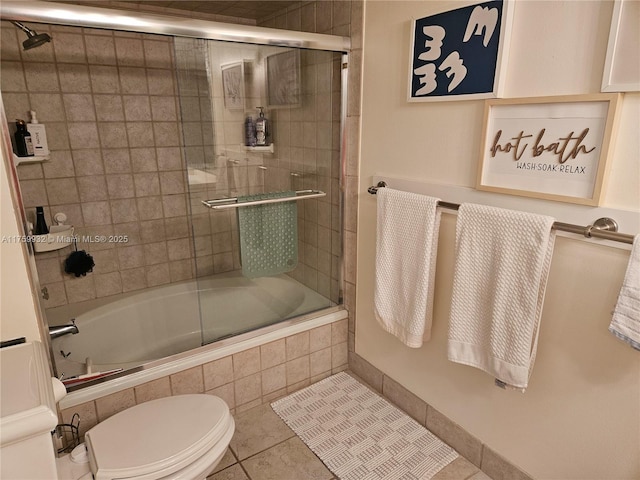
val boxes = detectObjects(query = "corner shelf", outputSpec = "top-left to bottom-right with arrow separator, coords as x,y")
243,144 -> 274,154
13,153 -> 49,166
32,225 -> 74,253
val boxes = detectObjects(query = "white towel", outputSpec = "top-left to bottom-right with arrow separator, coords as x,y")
447,204 -> 556,390
374,188 -> 441,348
609,235 -> 640,350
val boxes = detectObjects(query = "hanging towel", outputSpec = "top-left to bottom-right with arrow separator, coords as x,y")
447,204 -> 556,390
609,235 -> 640,350
374,188 -> 441,348
237,191 -> 298,278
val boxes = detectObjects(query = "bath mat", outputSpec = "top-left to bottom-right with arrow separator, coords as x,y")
271,372 -> 459,480
237,191 -> 298,278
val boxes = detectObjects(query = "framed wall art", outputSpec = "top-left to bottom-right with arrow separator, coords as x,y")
602,0 -> 640,92
221,62 -> 245,110
408,0 -> 513,102
265,50 -> 301,108
476,94 -> 622,206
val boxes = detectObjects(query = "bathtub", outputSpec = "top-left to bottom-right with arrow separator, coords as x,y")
50,272 -> 333,381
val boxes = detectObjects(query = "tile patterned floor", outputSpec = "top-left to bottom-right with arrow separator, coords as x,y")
207,377 -> 494,480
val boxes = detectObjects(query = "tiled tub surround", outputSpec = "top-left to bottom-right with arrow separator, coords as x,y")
349,353 -> 534,480
179,38 -> 345,305
1,16 -> 352,311
173,37 -> 243,277
258,0 -> 363,346
1,21 -> 204,308
2,17 -> 348,364
59,316 -> 349,440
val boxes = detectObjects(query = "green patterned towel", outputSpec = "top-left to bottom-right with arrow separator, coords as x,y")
237,191 -> 298,278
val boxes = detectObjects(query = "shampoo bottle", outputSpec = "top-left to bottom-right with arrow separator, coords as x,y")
27,111 -> 49,156
255,107 -> 269,146
14,119 -> 34,157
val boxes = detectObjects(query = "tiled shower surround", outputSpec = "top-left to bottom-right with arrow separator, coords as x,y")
2,21 -> 199,306
1,9 -> 349,311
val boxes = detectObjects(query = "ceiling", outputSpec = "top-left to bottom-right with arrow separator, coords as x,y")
68,1 -> 300,22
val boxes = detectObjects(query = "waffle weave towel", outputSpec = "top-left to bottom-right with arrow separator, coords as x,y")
609,235 -> 640,350
237,191 -> 297,278
374,188 -> 441,348
447,204 -> 556,390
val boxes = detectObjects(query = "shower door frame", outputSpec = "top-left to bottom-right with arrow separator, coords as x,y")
0,0 -> 351,378
0,1 -> 350,52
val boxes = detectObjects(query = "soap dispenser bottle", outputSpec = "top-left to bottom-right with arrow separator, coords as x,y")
27,110 -> 49,156
255,107 -> 269,146
14,119 -> 34,157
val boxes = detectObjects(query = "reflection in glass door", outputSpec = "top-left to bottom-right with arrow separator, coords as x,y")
176,38 -> 344,345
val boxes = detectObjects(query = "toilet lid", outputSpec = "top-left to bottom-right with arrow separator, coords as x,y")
85,394 -> 230,480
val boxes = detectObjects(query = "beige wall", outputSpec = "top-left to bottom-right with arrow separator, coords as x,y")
357,1 -> 640,479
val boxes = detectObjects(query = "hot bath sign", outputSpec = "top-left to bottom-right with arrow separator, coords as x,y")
476,96 -> 620,206
409,0 -> 512,101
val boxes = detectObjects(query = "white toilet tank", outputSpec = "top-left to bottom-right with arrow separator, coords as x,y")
0,341 -> 61,479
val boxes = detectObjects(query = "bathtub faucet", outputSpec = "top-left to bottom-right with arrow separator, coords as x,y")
49,319 -> 79,339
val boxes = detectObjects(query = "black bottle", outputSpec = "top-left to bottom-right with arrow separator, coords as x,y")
14,119 -> 34,157
34,206 -> 49,235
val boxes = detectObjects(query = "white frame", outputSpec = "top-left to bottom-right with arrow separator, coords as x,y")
407,0 -> 514,102
602,0 -> 640,92
476,94 -> 622,206
221,61 -> 245,110
265,50 -> 301,109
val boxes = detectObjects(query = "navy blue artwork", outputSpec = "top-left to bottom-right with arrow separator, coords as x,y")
410,1 -> 504,99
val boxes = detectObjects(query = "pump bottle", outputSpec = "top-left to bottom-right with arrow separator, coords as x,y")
27,110 -> 49,155
14,119 -> 34,157
255,107 -> 269,146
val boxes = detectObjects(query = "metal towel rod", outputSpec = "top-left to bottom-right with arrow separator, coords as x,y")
368,181 -> 635,245
202,189 -> 326,210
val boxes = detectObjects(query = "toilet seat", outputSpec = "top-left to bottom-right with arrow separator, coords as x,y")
84,395 -> 233,480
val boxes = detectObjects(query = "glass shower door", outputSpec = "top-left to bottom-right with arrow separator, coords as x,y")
177,38 -> 343,345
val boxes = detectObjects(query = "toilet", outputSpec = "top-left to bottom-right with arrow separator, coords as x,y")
57,394 -> 235,480
0,341 -> 234,480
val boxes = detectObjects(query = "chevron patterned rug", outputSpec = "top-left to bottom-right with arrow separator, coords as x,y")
271,372 -> 458,480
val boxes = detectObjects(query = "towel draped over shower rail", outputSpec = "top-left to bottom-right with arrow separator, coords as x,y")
368,181 -> 635,245
202,189 -> 326,210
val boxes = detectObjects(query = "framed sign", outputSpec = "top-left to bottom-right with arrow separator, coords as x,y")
476,94 -> 622,206
265,50 -> 301,108
602,0 -> 640,92
221,62 -> 245,110
408,0 -> 513,102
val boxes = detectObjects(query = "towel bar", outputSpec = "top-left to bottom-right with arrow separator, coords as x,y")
202,189 -> 326,210
368,181 -> 635,245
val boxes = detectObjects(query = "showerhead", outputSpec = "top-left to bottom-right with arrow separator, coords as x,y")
11,21 -> 52,51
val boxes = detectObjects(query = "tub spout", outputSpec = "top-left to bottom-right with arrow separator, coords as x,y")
49,320 -> 79,339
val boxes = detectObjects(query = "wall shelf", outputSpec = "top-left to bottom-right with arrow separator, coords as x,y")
13,153 -> 49,166
243,144 -> 274,153
32,225 -> 74,253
